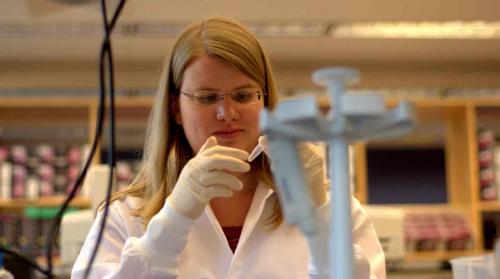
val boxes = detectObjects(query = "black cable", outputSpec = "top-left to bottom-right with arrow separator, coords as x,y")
0,246 -> 51,277
83,0 -> 120,276
45,39 -> 107,279
45,0 -> 126,278
0,1 -> 127,277
2,37 -> 106,278
0,45 -> 107,275
109,0 -> 127,31
82,45 -> 115,279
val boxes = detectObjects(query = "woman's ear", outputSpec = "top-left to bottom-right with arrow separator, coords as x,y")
171,96 -> 182,125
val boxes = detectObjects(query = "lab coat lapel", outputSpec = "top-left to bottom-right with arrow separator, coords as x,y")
205,205 -> 234,258
204,182 -> 274,258
234,182 -> 273,255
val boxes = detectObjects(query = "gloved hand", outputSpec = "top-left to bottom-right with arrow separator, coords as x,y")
167,136 -> 250,219
257,136 -> 328,207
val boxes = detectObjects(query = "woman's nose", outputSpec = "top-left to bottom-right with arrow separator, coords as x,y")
216,96 -> 240,121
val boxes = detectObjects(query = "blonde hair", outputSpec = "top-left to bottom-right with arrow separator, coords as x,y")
108,16 -> 281,227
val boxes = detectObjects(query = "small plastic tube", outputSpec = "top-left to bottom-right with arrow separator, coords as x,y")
248,144 -> 263,162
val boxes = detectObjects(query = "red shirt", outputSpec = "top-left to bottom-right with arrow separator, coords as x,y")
222,226 -> 243,253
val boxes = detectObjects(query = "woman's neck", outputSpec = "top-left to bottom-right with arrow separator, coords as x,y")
209,168 -> 260,226
236,168 -> 260,194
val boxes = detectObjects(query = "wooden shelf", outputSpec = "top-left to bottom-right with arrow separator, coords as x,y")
472,99 -> 500,107
479,202 -> 500,212
0,97 -> 153,108
374,204 -> 467,213
386,98 -> 470,107
0,196 -> 90,209
114,97 -> 153,107
404,250 -> 479,262
0,98 -> 92,108
367,137 -> 444,149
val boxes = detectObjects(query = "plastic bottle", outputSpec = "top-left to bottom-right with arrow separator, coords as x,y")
0,252 -> 14,279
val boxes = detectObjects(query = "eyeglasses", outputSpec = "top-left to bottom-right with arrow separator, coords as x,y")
180,88 -> 266,107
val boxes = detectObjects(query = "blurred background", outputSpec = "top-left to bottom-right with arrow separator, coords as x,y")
1,0 -> 500,278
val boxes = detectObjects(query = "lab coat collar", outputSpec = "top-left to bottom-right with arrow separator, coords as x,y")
205,181 -> 274,257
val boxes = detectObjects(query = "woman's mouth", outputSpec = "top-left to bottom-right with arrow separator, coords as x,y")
213,129 -> 244,140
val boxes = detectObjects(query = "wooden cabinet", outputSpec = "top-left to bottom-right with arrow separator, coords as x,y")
0,97 -> 152,210
348,98 -> 500,261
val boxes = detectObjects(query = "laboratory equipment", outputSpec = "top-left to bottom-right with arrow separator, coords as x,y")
60,165 -> 111,266
448,236 -> 500,278
260,67 -> 415,279
450,255 -> 497,279
363,206 -> 404,264
248,141 -> 264,162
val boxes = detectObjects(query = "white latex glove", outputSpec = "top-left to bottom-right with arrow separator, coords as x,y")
257,136 -> 327,207
166,136 -> 250,219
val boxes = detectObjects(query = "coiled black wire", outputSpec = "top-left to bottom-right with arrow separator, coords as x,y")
81,0 -> 126,277
0,1 -> 127,278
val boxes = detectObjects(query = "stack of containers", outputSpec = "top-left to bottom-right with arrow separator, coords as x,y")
36,145 -> 56,197
405,214 -> 441,251
436,213 -> 473,251
65,146 -> 84,194
0,213 -> 20,252
0,143 -> 87,258
404,212 -> 473,252
10,145 -> 29,198
0,144 -> 88,199
478,130 -> 497,201
0,207 -> 78,258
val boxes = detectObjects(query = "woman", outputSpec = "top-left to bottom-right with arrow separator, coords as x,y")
72,16 -> 386,278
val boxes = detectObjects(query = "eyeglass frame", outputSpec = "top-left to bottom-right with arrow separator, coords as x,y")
179,88 -> 267,107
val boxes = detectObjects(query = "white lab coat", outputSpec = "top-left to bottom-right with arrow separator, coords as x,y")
72,182 -> 386,278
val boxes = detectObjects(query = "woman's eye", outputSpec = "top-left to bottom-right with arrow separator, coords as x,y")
197,94 -> 219,104
234,92 -> 253,102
